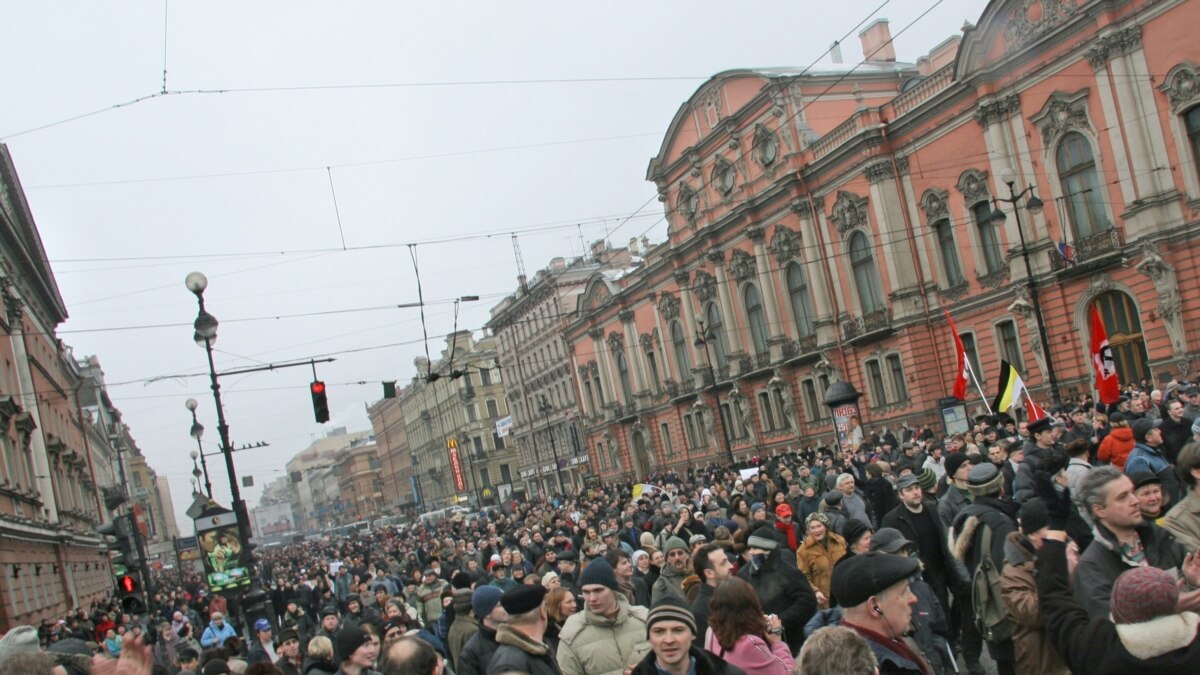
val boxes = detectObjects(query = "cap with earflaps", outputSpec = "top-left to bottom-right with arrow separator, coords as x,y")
830,552 -> 920,608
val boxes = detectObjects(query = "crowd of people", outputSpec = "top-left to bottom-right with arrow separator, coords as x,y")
5,382 -> 1200,674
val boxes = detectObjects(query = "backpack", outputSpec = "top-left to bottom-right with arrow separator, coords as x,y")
971,523 -> 1014,643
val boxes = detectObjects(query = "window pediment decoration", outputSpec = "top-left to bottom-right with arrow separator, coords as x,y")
729,249 -> 757,284
829,191 -> 869,235
693,270 -> 718,303
1161,63 -> 1200,113
1030,90 -> 1091,148
639,333 -> 655,351
956,169 -> 991,205
607,331 -> 624,352
712,158 -> 737,196
678,185 -> 699,220
753,124 -> 779,166
769,225 -> 802,265
658,292 -> 680,320
920,189 -> 950,223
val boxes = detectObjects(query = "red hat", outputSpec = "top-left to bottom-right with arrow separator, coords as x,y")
775,504 -> 793,517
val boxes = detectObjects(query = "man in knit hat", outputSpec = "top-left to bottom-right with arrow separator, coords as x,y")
459,585 -> 507,675
950,462 -> 1018,675
628,596 -> 741,675
937,453 -> 974,528
651,536 -> 690,603
488,584 -> 560,675
556,558 -> 650,675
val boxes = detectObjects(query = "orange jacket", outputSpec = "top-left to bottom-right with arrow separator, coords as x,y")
1098,426 -> 1135,469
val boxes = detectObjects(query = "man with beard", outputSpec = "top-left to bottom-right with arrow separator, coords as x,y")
651,537 -> 690,603
688,543 -> 733,633
736,522 -> 817,654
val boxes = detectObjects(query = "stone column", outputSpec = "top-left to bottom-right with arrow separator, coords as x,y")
708,248 -> 743,355
590,328 -> 616,408
620,310 -> 648,395
675,271 -> 705,386
5,297 -> 57,523
747,225 -> 783,340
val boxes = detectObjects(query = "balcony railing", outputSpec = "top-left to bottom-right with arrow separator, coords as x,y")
755,352 -> 772,369
840,308 -> 892,342
1048,227 -> 1123,271
889,64 -> 955,118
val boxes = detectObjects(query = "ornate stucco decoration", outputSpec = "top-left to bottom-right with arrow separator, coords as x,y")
753,124 -> 780,167
1003,0 -> 1083,54
769,225 -> 802,265
767,369 -> 797,430
712,157 -> 737,197
727,384 -> 757,445
678,184 -> 699,221
639,333 -> 655,352
729,249 -> 757,284
607,331 -> 624,352
974,93 -> 1021,130
658,292 -> 680,321
1160,62 -> 1200,113
829,191 -> 869,235
1030,90 -> 1091,148
1134,239 -> 1187,357
920,189 -> 950,223
1085,25 -> 1143,71
813,351 -> 841,383
957,169 -> 991,206
863,161 -> 894,184
693,271 -> 718,303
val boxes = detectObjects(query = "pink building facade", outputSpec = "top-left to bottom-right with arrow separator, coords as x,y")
565,0 -> 1200,481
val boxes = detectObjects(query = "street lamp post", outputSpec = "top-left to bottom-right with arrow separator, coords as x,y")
185,398 -> 213,498
694,319 -> 736,466
184,271 -> 270,627
988,168 -> 1062,408
537,395 -> 566,496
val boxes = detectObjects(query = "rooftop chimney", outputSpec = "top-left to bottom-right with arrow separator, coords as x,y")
859,19 -> 895,62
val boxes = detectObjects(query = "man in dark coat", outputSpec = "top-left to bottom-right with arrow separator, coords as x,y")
488,585 -> 560,675
862,462 -> 898,528
1072,466 -> 1188,619
950,463 -> 1019,675
736,522 -> 817,653
459,586 -> 506,675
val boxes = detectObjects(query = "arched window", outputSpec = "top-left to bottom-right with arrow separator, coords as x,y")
1056,132 -> 1110,239
1093,291 -> 1149,384
743,283 -> 769,355
670,321 -> 691,380
704,302 -> 729,368
1187,106 -> 1200,168
849,232 -> 884,314
972,203 -> 1004,274
933,219 -> 964,286
786,262 -> 815,337
615,350 -> 634,404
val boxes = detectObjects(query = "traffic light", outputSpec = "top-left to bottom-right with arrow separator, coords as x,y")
101,515 -> 147,614
310,380 -> 330,423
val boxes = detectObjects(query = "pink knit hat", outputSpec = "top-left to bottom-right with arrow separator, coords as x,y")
1110,565 -> 1178,624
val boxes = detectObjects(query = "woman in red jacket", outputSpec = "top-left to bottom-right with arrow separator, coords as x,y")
1098,412 -> 1135,469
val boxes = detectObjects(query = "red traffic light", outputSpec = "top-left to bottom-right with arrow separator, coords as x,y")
118,574 -> 137,593
310,381 -> 325,395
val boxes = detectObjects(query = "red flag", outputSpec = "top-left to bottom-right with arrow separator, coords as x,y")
945,311 -> 969,400
1024,392 -> 1048,421
1090,305 -> 1121,404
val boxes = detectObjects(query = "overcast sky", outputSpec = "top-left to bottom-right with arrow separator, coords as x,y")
1,0 -> 989,533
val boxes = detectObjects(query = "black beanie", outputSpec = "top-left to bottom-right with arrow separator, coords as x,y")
1018,498 -> 1049,535
335,625 -> 370,663
578,558 -> 619,592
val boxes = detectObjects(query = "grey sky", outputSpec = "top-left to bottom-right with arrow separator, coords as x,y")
0,0 -> 989,532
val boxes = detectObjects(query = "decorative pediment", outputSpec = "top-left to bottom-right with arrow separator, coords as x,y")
729,249 -> 757,284
920,189 -> 951,223
769,225 -> 802,264
1030,90 -> 1091,148
639,333 -> 655,351
956,169 -> 991,205
693,271 -> 718,303
1002,0 -> 1084,54
829,191 -> 869,235
607,331 -> 625,352
1161,62 -> 1200,113
579,275 -> 616,313
658,292 -> 680,320
1085,25 -> 1143,71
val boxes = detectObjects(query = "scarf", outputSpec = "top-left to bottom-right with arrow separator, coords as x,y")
618,578 -> 637,605
775,519 -> 798,550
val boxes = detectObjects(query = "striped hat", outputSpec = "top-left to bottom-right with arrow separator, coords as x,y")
647,596 -> 697,636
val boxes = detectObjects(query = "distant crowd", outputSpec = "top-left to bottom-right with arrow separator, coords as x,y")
5,379 -> 1200,674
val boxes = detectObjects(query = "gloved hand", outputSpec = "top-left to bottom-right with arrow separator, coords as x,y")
1033,451 -> 1072,529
